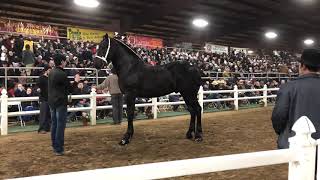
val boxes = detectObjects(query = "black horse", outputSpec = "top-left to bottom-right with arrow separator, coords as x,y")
95,34 -> 203,145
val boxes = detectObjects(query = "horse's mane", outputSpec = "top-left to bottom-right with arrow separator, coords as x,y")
113,38 -> 142,60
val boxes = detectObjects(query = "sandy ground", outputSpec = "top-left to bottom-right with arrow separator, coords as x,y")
0,107 -> 287,180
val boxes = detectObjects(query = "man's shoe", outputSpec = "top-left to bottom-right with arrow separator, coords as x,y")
38,130 -> 47,134
54,152 -> 64,156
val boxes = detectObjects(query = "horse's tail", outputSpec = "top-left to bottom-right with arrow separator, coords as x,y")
188,65 -> 203,88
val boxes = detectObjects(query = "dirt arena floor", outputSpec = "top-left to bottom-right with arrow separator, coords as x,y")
0,107 -> 287,180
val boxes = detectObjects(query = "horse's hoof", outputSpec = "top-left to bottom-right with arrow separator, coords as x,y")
186,132 -> 193,140
119,139 -> 129,146
194,136 -> 203,142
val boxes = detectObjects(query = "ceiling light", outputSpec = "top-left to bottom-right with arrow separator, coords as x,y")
304,39 -> 314,46
192,18 -> 209,28
74,0 -> 100,8
248,50 -> 254,54
265,31 -> 278,39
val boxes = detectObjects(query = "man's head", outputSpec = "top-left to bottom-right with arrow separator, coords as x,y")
17,83 -> 24,91
53,53 -> 66,68
74,73 -> 80,82
299,49 -> 320,75
26,87 -> 32,95
77,81 -> 84,89
25,44 -> 30,50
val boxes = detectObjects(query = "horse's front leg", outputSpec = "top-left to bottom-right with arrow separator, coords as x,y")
119,95 -> 135,145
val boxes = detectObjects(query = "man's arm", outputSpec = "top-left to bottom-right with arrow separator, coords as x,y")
96,78 -> 109,90
271,84 -> 290,135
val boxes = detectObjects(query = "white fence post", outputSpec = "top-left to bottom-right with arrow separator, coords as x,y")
288,116 -> 317,180
263,84 -> 268,107
198,86 -> 204,114
233,85 -> 239,111
152,97 -> 158,119
90,88 -> 97,126
1,89 -> 8,135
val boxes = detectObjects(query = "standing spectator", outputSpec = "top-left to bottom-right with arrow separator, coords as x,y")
14,35 -> 24,58
95,68 -> 123,125
48,53 -> 70,156
272,49 -> 320,149
38,66 -> 52,134
22,44 -> 35,76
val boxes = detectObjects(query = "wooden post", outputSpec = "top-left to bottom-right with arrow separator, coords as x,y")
233,85 -> 239,111
152,98 -> 157,119
263,84 -> 268,107
1,89 -> 8,135
90,88 -> 97,126
288,116 -> 317,180
198,86 -> 204,114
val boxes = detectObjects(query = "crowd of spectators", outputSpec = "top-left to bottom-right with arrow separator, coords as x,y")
0,34 -> 297,120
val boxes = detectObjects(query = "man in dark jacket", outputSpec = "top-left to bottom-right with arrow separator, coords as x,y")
48,53 -> 70,156
272,49 -> 320,149
38,65 -> 51,134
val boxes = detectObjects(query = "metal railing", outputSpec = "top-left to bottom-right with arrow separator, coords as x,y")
0,85 -> 279,136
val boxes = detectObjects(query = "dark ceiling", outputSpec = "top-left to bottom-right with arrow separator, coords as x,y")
1,0 -> 320,49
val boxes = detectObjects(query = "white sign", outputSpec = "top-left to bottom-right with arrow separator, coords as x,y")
230,47 -> 249,55
204,43 -> 228,54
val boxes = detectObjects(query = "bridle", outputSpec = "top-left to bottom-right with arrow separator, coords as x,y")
95,36 -> 142,65
95,37 -> 111,64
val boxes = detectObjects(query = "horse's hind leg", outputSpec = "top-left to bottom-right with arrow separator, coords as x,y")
194,101 -> 203,142
182,95 -> 196,140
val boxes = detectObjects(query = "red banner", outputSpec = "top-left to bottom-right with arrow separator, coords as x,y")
127,35 -> 163,48
0,19 -> 59,37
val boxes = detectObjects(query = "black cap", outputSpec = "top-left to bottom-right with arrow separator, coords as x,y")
53,53 -> 66,66
300,49 -> 320,68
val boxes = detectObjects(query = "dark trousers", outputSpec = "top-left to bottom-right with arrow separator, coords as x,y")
38,101 -> 51,132
50,105 -> 67,153
111,94 -> 123,124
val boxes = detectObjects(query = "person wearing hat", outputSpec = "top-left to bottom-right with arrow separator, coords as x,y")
272,48 -> 320,149
38,65 -> 52,134
93,68 -> 123,125
48,53 -> 71,156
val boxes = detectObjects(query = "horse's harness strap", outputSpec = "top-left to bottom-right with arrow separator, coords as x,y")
96,37 -> 111,64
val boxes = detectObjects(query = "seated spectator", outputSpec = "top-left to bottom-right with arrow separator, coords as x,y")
14,83 -> 27,97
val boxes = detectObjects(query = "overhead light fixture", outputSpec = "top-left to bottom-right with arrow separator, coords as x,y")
74,0 -> 100,8
265,31 -> 278,39
304,39 -> 314,46
192,18 -> 209,28
248,50 -> 254,54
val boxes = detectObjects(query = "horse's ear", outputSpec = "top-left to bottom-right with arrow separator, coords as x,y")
103,33 -> 109,40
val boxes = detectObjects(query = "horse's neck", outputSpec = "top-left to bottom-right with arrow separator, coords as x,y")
111,43 -> 143,76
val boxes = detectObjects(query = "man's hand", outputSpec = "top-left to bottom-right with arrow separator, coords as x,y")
68,95 -> 72,103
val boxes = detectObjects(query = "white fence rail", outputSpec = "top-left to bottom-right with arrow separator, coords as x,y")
0,85 -> 279,136
12,116 -> 318,180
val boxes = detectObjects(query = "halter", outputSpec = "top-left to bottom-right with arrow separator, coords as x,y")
95,37 -> 111,64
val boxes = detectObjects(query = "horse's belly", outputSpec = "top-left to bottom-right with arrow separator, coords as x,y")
138,78 -> 175,97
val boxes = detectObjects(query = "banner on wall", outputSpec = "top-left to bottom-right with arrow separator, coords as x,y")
230,47 -> 249,55
0,19 -> 59,37
204,43 -> 228,54
174,42 -> 193,49
67,27 -> 114,43
127,35 -> 163,48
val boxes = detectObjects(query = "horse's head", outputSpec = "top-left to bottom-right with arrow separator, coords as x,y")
94,33 -> 111,69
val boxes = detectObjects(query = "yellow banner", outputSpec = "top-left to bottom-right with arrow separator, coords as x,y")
67,27 -> 113,43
